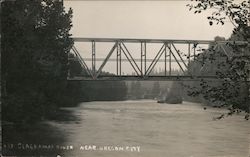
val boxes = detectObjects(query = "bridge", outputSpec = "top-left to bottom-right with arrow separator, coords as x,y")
68,37 -> 248,81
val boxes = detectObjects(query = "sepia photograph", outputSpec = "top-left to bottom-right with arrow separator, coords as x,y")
1,0 -> 250,156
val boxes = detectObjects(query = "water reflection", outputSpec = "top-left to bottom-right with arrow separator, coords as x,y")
2,108 -> 79,156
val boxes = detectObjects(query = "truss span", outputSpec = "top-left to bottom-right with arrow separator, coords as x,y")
68,37 -> 248,81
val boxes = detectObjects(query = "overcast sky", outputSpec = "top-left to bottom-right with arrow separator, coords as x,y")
64,1 -> 234,40
64,1 -> 235,74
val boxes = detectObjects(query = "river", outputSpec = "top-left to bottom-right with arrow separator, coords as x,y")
46,100 -> 250,157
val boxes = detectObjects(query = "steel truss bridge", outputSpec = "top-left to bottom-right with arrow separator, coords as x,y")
68,37 -> 248,81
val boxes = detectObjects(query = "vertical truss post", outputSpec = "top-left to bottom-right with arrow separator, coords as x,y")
141,42 -> 143,77
169,43 -> 172,76
164,43 -> 167,76
119,43 -> 122,76
141,41 -> 147,77
92,41 -> 96,78
117,42 -> 122,76
141,42 -> 147,77
193,43 -> 196,61
188,43 -> 191,65
144,42 -> 147,76
117,42 -> 118,75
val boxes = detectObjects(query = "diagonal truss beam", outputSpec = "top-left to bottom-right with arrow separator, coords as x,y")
120,42 -> 142,76
145,43 -> 166,76
71,45 -> 94,78
120,45 -> 140,76
96,42 -> 118,78
166,44 -> 186,73
171,43 -> 188,69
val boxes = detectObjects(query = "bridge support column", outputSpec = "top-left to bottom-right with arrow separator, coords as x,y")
141,42 -> 146,77
168,44 -> 172,76
164,43 -> 167,76
117,42 -> 122,76
92,41 -> 96,78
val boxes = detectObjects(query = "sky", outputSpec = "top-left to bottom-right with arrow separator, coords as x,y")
64,0 -> 234,40
63,1 -> 235,74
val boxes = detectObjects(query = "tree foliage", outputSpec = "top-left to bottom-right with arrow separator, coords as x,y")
2,0 -> 73,123
186,0 -> 250,119
187,0 -> 250,27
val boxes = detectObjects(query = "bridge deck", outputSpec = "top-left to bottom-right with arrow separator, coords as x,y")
67,75 -> 220,81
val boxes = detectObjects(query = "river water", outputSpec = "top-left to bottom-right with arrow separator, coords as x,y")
43,100 -> 250,157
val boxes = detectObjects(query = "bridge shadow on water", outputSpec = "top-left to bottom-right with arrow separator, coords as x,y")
2,108 -> 79,156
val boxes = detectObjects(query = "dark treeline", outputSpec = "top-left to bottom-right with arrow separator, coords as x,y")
183,34 -> 249,114
2,1 -> 74,123
186,0 -> 250,119
1,1 -> 127,124
1,1 -> 127,154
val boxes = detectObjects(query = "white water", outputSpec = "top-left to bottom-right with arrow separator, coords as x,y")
50,100 -> 250,157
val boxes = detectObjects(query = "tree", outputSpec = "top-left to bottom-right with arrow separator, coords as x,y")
2,0 -> 73,122
68,53 -> 85,77
186,0 -> 250,119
